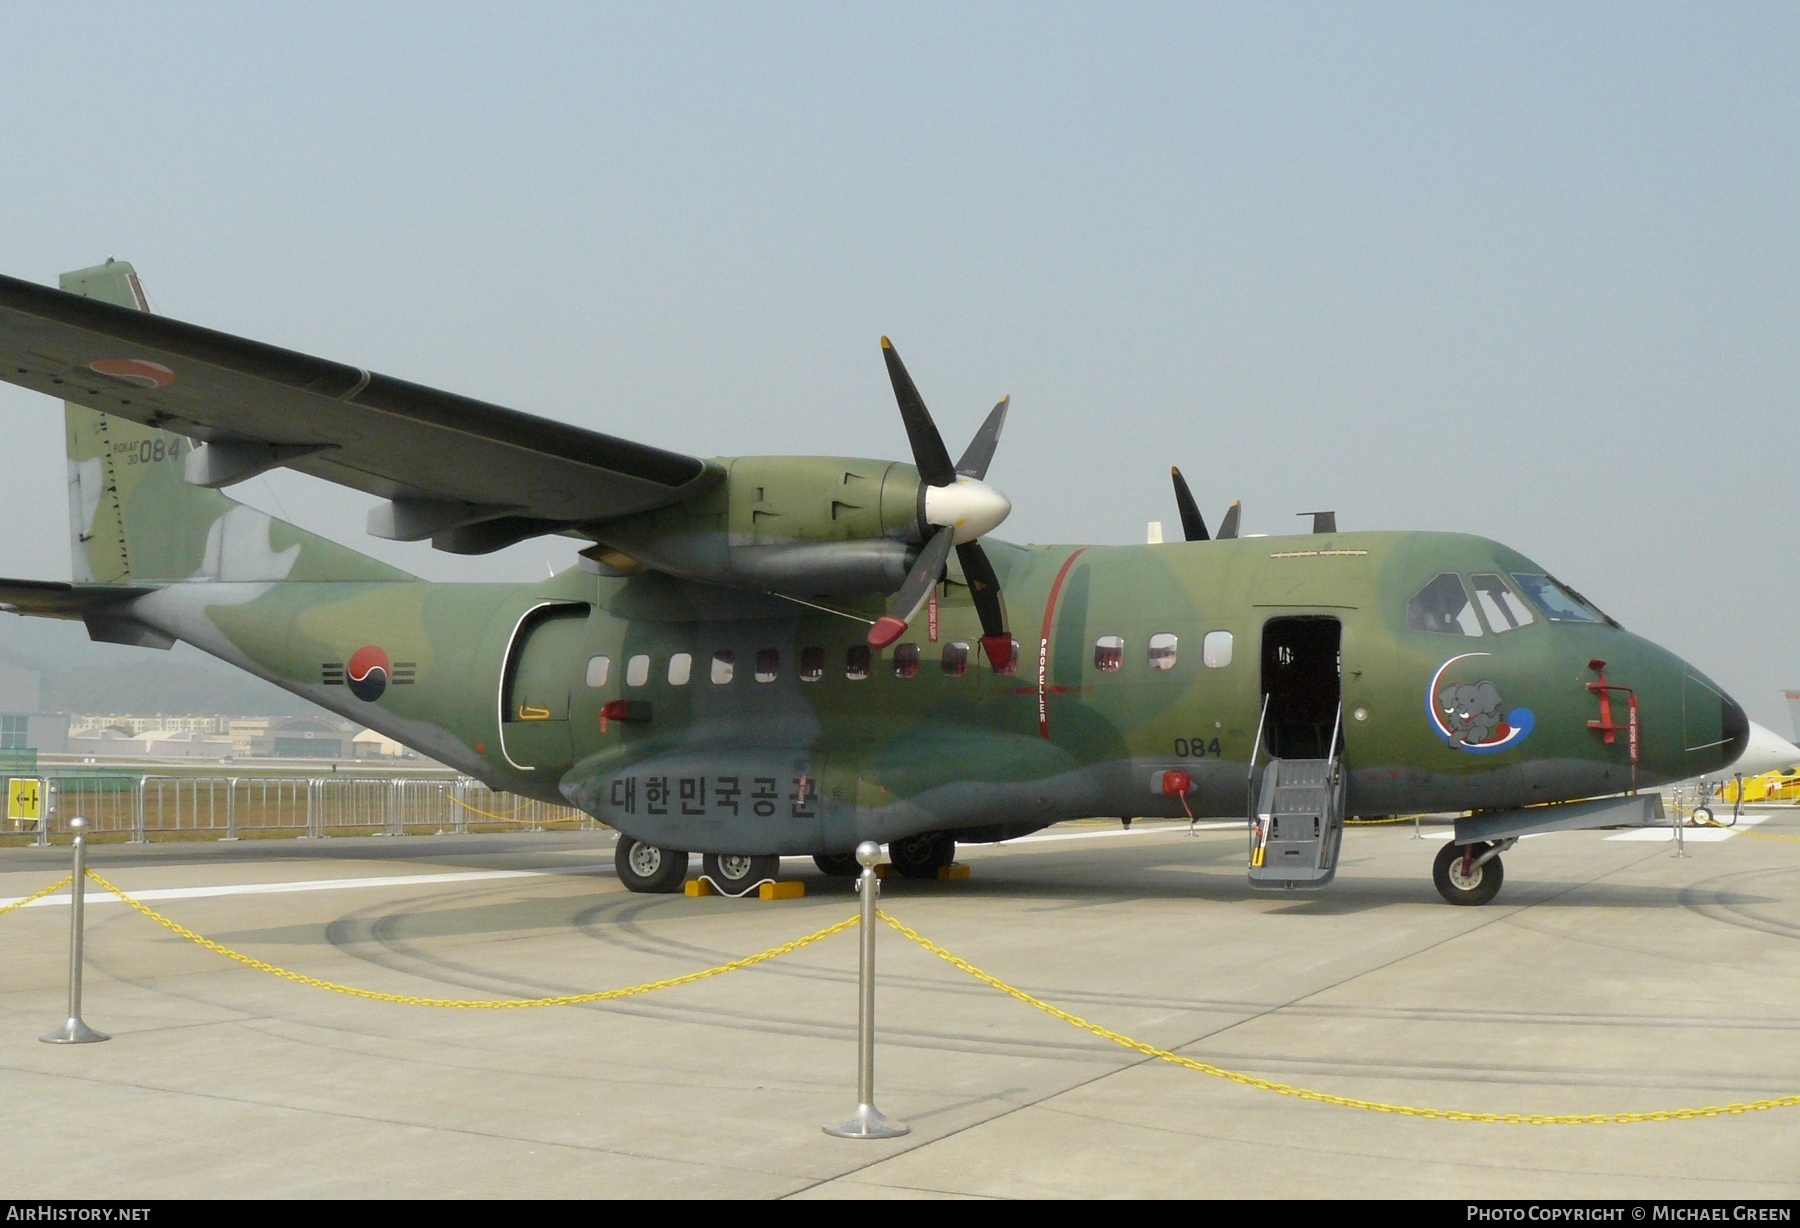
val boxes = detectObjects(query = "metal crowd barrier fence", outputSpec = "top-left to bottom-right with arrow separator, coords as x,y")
12,776 -> 596,843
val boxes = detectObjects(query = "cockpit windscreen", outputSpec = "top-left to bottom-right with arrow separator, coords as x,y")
1510,573 -> 1608,624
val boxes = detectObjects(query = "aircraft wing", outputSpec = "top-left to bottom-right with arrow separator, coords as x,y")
0,273 -> 720,553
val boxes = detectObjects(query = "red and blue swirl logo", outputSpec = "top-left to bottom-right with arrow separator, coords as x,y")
347,645 -> 391,702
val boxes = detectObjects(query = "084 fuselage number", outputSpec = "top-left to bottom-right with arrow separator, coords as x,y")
1172,737 -> 1222,758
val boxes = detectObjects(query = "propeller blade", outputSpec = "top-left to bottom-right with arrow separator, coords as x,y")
1217,500 -> 1241,540
955,396 -> 1010,479
955,541 -> 1014,671
880,337 -> 956,486
1170,466 -> 1209,542
869,527 -> 957,649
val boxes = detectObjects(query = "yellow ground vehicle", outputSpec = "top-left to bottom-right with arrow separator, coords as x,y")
1716,768 -> 1800,804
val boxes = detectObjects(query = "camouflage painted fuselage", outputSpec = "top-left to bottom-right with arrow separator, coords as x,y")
124,528 -> 1741,857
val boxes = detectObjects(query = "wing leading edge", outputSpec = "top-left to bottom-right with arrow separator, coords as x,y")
0,266 -> 721,553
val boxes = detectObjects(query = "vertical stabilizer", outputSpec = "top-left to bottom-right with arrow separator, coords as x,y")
58,261 -> 411,585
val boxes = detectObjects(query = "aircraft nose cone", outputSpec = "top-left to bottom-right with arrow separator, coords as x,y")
1683,671 -> 1750,774
1720,691 -> 1750,767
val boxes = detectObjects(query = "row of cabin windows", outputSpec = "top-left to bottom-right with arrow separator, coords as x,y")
582,630 -> 1235,689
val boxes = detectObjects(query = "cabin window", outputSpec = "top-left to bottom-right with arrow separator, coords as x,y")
846,645 -> 871,680
1094,635 -> 1124,672
800,647 -> 825,682
1203,630 -> 1233,668
1147,633 -> 1178,671
625,654 -> 650,687
755,649 -> 780,682
1469,573 -> 1535,633
894,643 -> 920,678
941,642 -> 969,677
710,650 -> 735,684
1510,573 -> 1607,624
584,655 -> 610,688
1405,573 -> 1482,636
667,653 -> 691,685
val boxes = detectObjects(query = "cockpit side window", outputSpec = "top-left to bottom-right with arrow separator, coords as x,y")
1405,573 -> 1482,636
1469,573 -> 1535,633
1510,573 -> 1609,624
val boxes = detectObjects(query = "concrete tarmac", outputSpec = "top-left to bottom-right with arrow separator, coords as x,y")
1,813 -> 1797,1199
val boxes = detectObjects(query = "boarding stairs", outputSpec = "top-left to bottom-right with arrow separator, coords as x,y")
1247,702 -> 1346,889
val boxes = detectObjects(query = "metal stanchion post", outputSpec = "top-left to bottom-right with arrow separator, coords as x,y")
41,817 -> 110,1045
1673,789 -> 1688,859
1411,812 -> 1421,840
824,841 -> 908,1140
35,780 -> 50,848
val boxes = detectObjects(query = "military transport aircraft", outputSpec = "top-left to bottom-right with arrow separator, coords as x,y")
0,261 -> 1753,905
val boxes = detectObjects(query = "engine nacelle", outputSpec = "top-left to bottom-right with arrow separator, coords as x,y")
585,456 -> 931,596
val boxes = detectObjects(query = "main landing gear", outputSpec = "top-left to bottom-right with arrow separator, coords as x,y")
1432,839 -> 1510,906
890,832 -> 956,879
615,837 -> 689,894
819,833 -> 956,879
701,852 -> 781,896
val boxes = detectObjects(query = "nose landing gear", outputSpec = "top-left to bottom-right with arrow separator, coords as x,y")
1433,839 -> 1509,906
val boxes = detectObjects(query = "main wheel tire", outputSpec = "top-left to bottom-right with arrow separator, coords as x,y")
813,852 -> 860,877
1693,806 -> 1715,827
615,838 -> 689,894
703,852 -> 781,896
891,832 -> 955,879
1433,841 -> 1503,906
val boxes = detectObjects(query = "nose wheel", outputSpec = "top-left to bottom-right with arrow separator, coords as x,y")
1433,840 -> 1505,906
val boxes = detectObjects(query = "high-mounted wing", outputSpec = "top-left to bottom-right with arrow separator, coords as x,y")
0,266 -> 720,554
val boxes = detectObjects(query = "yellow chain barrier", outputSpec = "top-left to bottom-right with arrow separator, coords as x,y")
876,910 -> 1800,1125
0,875 -> 73,917
448,794 -> 582,826
1343,817 -> 1418,827
85,869 -> 856,1008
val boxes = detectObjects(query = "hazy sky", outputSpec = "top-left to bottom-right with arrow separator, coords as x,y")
0,4 -> 1794,728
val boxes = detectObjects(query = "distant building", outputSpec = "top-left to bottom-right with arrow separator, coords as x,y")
352,728 -> 414,759
0,661 -> 67,754
252,716 -> 354,759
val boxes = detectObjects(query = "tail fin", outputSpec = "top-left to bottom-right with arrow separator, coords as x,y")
58,261 -> 411,585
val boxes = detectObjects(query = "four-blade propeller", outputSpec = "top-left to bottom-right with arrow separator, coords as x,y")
868,338 -> 1015,671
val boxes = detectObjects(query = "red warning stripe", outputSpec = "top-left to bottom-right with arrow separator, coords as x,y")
1037,548 -> 1087,739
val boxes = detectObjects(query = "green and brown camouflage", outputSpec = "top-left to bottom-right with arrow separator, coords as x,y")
0,260 -> 1752,902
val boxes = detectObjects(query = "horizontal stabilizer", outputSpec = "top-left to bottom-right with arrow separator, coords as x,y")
0,578 -> 158,620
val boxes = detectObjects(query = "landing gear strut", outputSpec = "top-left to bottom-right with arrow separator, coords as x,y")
1433,840 -> 1506,906
615,837 -> 689,894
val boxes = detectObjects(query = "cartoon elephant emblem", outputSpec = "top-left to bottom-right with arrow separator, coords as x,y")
1437,680 -> 1506,747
